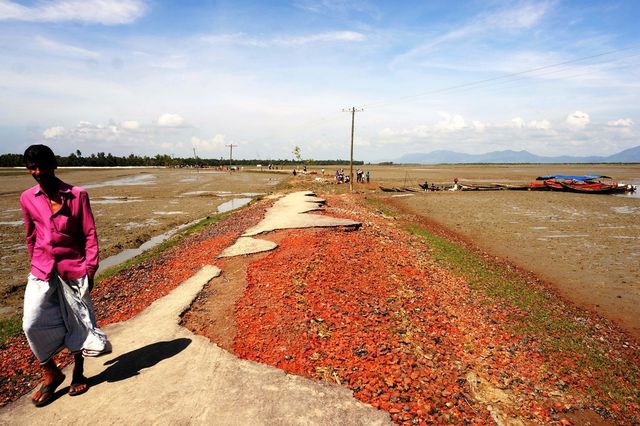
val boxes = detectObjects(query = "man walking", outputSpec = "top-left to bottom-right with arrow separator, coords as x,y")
20,144 -> 111,406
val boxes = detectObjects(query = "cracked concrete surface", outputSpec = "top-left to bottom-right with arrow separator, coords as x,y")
220,191 -> 361,258
241,191 -> 360,237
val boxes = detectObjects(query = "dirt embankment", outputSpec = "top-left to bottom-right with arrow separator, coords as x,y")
385,190 -> 640,340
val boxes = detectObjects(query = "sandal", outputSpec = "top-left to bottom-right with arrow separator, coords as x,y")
32,373 -> 65,407
69,377 -> 89,397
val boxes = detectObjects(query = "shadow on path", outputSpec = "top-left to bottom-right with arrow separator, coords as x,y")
89,338 -> 192,386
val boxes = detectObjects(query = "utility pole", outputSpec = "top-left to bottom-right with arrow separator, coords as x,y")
342,107 -> 363,191
226,144 -> 238,170
192,147 -> 199,174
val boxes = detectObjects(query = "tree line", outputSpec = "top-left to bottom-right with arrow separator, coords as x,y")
0,152 -> 362,168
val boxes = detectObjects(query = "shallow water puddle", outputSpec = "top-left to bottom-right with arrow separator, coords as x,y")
0,220 -> 22,226
179,190 -> 215,196
92,196 -> 144,204
611,206 -> 639,214
99,219 -> 201,272
217,197 -> 252,212
537,234 -> 589,241
83,174 -> 156,189
99,197 -> 255,273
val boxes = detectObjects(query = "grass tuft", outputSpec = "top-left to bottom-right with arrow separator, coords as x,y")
0,317 -> 22,345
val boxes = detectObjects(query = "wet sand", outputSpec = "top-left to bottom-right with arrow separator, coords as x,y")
367,164 -> 639,339
0,167 -> 285,320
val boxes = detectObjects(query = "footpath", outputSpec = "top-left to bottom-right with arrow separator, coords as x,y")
0,192 -> 391,425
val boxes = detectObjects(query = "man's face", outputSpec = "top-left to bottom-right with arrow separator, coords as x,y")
26,162 -> 56,186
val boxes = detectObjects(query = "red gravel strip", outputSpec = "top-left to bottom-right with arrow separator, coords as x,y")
232,194 -> 640,425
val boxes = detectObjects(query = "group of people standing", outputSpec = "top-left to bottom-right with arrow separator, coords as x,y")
355,168 -> 370,183
335,168 -> 370,184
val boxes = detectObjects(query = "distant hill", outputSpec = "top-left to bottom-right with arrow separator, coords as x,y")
396,145 -> 640,164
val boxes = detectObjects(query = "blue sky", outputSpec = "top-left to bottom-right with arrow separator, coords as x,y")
1,0 -> 639,161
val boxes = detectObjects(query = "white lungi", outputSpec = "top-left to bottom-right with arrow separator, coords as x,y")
23,273 -> 110,363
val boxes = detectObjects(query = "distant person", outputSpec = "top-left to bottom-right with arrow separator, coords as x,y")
452,177 -> 460,191
365,171 -> 370,183
20,144 -> 111,407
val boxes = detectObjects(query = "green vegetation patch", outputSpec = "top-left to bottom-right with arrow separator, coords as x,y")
405,223 -> 579,336
364,197 -> 398,218
0,317 -> 22,345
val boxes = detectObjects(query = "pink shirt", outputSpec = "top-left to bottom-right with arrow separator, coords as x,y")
20,181 -> 99,281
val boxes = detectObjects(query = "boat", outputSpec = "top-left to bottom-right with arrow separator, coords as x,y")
495,183 -> 530,191
379,185 -> 403,192
530,175 -> 622,194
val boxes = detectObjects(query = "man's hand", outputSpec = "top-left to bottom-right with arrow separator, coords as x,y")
88,277 -> 94,292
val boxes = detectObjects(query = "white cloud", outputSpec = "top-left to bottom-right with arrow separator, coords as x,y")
566,111 -> 590,130
471,120 -> 486,132
503,117 -> 552,130
510,117 -> 526,128
43,126 -> 65,139
293,0 -> 381,19
157,113 -> 185,128
435,112 -> 466,131
35,36 -> 99,59
279,31 -> 365,45
393,1 -> 552,64
191,135 -> 227,153
0,0 -> 147,24
607,118 -> 633,127
121,120 -> 141,130
161,141 -> 184,151
528,119 -> 551,130
486,1 -> 551,30
202,30 -> 365,47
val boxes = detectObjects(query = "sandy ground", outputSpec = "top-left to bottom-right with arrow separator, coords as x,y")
0,167 -> 285,320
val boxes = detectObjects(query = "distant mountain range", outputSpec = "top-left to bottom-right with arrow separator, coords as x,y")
395,145 -> 640,164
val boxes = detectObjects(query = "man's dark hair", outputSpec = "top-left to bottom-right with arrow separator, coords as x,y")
24,144 -> 58,169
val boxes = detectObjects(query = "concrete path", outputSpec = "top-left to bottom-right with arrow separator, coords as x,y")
220,191 -> 360,257
0,192 -> 387,425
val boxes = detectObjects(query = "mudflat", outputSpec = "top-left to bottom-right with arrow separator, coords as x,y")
369,164 -> 640,339
0,167 -> 285,320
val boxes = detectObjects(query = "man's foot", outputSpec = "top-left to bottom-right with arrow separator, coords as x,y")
32,372 -> 65,407
70,352 -> 88,396
69,376 -> 89,396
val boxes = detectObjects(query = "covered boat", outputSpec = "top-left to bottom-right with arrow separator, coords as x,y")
530,175 -> 621,194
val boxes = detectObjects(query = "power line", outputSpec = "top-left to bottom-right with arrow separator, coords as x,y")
342,107 -> 363,191
362,45 -> 640,109
225,143 -> 238,169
